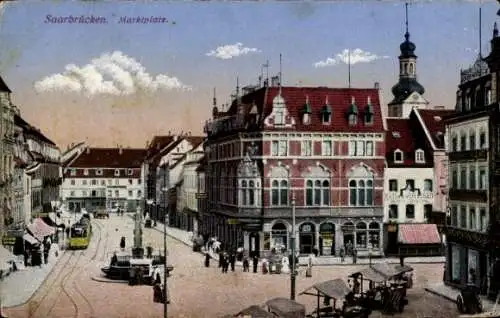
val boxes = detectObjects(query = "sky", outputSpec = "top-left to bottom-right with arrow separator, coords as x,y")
0,0 -> 498,149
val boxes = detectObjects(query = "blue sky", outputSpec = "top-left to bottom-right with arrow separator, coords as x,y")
0,1 -> 497,147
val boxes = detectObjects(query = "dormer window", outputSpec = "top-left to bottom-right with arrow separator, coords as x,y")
364,96 -> 374,125
70,169 -> 76,176
321,96 -> 332,124
114,169 -> 120,177
302,96 -> 312,125
128,169 -> 133,176
96,169 -> 103,176
347,96 -> 358,126
415,149 -> 425,163
394,149 -> 403,163
486,87 -> 492,105
84,169 -> 89,176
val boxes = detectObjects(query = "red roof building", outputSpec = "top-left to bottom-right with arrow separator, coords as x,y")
61,146 -> 146,213
384,108 -> 455,256
203,84 -> 386,258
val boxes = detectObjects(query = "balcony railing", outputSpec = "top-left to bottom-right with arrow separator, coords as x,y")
449,188 -> 487,202
449,149 -> 487,161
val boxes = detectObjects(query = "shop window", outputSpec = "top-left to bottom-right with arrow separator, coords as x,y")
356,222 -> 367,248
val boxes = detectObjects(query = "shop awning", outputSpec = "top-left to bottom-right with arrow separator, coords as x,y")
23,233 -> 40,245
27,218 -> 56,241
398,223 -> 441,245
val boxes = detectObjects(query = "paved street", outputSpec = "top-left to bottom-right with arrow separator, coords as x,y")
4,214 -> 459,318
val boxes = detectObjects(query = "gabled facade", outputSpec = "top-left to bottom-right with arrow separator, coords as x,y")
204,84 -> 386,257
384,108 -> 453,256
443,19 -> 500,300
61,146 -> 146,212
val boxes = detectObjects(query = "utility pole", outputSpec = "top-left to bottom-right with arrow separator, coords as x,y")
290,192 -> 296,300
163,165 -> 168,318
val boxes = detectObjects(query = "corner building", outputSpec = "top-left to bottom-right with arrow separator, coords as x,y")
204,85 -> 386,258
443,21 -> 500,299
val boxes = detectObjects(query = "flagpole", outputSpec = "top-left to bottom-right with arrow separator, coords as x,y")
348,49 -> 351,88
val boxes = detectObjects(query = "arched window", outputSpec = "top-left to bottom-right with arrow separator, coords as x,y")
271,179 -> 288,206
249,180 -> 255,205
349,180 -> 357,206
479,130 -> 487,149
356,222 -> 367,248
305,179 -> 331,206
271,222 -> 288,250
240,179 -> 259,206
409,63 -> 414,75
349,179 -> 373,206
241,180 -> 248,205
451,134 -> 458,152
369,222 -> 380,248
469,130 -> 476,150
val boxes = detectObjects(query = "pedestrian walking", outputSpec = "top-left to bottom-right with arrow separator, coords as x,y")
229,252 -> 236,272
243,258 -> 249,272
252,254 -> 258,273
352,248 -> 358,264
120,236 -> 126,249
339,247 -> 345,263
218,251 -> 223,268
223,252 -> 229,273
204,252 -> 210,268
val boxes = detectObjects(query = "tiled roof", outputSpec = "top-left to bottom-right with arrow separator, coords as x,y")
226,86 -> 384,133
69,148 -> 146,168
149,138 -> 184,166
14,114 -> 57,146
398,224 -> 441,245
386,118 -> 418,165
0,75 -> 12,93
146,136 -> 175,159
184,136 -> 204,148
416,109 -> 456,149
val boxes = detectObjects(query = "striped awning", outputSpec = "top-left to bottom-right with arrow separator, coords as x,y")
398,223 -> 441,245
27,218 -> 55,241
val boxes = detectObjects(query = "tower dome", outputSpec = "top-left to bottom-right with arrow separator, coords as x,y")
399,32 -> 417,58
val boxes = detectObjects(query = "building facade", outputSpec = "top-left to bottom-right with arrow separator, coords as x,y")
0,76 -> 16,245
443,20 -> 500,299
178,144 -> 205,234
61,147 -> 146,212
204,84 -> 386,257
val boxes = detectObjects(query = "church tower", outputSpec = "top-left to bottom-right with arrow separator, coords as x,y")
388,3 -> 429,118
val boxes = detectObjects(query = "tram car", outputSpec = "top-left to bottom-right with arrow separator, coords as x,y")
68,217 -> 92,249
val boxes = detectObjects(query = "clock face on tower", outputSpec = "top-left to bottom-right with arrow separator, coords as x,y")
412,94 -> 419,100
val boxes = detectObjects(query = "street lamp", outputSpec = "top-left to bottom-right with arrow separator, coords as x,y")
290,192 -> 297,300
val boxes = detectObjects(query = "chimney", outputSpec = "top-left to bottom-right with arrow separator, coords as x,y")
156,143 -> 160,150
86,146 -> 90,154
168,130 -> 171,136
374,82 -> 380,89
119,145 -> 123,155
188,131 -> 192,136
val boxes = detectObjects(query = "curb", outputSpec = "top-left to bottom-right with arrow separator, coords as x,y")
424,287 -> 456,302
91,276 -> 128,284
4,249 -> 68,308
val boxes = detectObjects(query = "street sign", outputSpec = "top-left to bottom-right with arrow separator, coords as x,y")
227,218 -> 239,225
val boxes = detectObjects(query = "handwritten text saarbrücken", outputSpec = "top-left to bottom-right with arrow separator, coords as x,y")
45,15 -> 107,24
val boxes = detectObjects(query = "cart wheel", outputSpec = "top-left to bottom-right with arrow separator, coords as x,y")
456,296 -> 466,313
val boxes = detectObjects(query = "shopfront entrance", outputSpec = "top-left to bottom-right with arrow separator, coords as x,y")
319,222 -> 335,256
299,223 -> 316,254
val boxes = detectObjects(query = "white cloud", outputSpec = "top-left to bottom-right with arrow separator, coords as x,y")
34,51 -> 191,96
314,48 -> 389,68
206,43 -> 260,60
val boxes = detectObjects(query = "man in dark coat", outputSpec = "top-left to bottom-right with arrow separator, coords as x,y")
218,251 -> 223,268
243,258 -> 250,272
204,252 -> 210,268
222,252 -> 229,273
229,252 -> 236,272
252,254 -> 258,273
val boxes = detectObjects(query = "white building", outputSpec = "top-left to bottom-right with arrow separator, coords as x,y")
177,144 -> 204,234
61,146 -> 146,212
